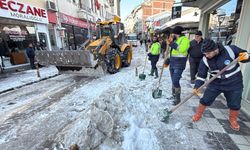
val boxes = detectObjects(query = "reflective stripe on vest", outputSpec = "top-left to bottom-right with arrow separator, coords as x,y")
210,67 -> 241,78
197,77 -> 206,81
203,46 -> 240,78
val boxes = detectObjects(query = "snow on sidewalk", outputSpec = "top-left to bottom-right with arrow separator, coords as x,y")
0,66 -> 58,93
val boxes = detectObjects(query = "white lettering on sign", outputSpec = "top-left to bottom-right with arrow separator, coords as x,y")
0,0 -> 48,24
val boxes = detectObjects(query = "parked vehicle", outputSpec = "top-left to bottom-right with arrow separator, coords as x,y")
127,33 -> 138,47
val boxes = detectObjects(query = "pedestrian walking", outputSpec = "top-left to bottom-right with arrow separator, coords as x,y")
145,38 -> 151,53
166,26 -> 190,105
192,38 -> 250,131
148,36 -> 161,79
188,30 -> 203,84
0,38 -> 8,69
140,38 -> 143,46
26,43 -> 36,69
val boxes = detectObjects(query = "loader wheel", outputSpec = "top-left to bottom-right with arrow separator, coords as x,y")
106,48 -> 121,74
122,48 -> 132,67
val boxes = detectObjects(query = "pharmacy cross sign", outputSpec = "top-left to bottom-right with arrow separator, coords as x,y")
0,0 -> 48,24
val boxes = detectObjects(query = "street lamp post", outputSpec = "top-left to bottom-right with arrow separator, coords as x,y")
217,9 -> 226,43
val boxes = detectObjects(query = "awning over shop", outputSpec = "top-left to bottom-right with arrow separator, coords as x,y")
181,0 -> 230,13
146,11 -> 171,22
159,8 -> 200,32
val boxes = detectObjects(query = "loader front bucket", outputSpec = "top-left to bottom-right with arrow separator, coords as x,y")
35,50 -> 106,76
35,50 -> 95,67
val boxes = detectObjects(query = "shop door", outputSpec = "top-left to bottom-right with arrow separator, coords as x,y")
38,33 -> 48,50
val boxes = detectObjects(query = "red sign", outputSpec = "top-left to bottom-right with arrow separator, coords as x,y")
95,0 -> 100,10
60,13 -> 95,29
154,21 -> 160,27
48,11 -> 57,24
0,0 -> 48,24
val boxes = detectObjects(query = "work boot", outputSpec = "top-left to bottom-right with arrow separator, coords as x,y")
167,86 -> 175,100
191,79 -> 195,84
172,86 -> 175,97
229,109 -> 240,131
154,68 -> 158,79
149,69 -> 154,76
173,88 -> 181,105
192,103 -> 206,122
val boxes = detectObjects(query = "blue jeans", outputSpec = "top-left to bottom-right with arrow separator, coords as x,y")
200,87 -> 243,110
170,68 -> 184,88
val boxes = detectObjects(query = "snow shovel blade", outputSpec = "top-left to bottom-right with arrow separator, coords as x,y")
152,88 -> 162,99
139,73 -> 146,80
161,109 -> 172,123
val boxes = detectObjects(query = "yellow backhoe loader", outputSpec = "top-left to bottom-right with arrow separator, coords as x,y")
35,16 -> 132,74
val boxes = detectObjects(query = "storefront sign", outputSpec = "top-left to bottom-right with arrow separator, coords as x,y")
4,28 -> 28,41
60,13 -> 95,29
0,0 -> 48,24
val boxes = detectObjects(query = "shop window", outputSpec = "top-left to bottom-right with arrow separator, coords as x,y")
0,22 -> 36,55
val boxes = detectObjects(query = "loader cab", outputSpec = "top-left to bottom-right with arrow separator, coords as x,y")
110,23 -> 126,46
100,25 -> 113,37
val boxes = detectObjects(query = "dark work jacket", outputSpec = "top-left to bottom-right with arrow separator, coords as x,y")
188,39 -> 203,62
0,41 -> 8,56
26,47 -> 35,58
194,44 -> 250,91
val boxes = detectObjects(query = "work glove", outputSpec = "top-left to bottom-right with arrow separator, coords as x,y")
148,53 -> 152,61
238,52 -> 249,62
193,88 -> 201,96
166,35 -> 173,45
164,58 -> 170,68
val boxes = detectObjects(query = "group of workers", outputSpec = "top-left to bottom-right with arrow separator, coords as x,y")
147,26 -> 250,131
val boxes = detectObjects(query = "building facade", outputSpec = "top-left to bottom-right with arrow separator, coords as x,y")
124,0 -> 174,36
0,0 -> 119,69
142,0 -> 173,21
0,0 -> 50,66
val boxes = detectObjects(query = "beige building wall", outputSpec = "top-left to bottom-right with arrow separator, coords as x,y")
57,0 -> 80,17
17,0 -> 46,8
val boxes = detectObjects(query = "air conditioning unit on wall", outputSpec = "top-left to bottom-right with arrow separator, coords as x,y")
47,0 -> 57,12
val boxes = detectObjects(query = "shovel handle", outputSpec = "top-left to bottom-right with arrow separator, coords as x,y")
142,55 -> 148,73
156,44 -> 170,89
169,57 -> 240,113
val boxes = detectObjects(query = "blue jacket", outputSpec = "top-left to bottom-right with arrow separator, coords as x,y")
26,47 -> 35,58
194,44 -> 250,91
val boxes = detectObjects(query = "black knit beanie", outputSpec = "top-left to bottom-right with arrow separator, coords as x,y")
201,38 -> 218,53
173,26 -> 184,35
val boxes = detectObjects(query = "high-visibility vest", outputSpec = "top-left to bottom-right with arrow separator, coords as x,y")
150,42 -> 161,55
171,36 -> 190,57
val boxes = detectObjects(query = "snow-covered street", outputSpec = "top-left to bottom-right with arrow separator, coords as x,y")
0,46 -> 250,150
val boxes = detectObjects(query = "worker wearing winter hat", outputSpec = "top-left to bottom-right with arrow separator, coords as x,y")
192,38 -> 250,131
188,30 -> 204,84
166,26 -> 190,105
